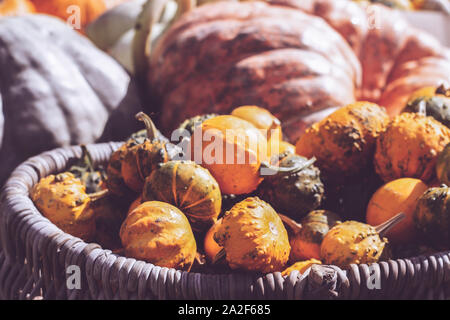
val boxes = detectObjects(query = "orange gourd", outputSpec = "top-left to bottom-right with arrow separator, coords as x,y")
374,112 -> 450,183
320,221 -> 388,269
296,102 -> 389,181
31,172 -> 96,241
213,197 -> 290,273
119,201 -> 197,270
190,115 -> 269,195
0,0 -> 35,16
366,178 -> 428,244
121,113 -> 181,193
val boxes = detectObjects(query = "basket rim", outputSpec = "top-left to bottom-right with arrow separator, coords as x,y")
1,142 -> 450,299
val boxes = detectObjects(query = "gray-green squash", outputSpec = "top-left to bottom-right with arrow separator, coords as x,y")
0,14 -> 142,184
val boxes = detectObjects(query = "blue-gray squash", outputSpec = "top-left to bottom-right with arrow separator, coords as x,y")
0,14 -> 142,184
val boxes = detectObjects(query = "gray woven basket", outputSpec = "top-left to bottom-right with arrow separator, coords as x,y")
1,142 -> 450,300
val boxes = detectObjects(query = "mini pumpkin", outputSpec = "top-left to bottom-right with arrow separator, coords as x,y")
105,128 -> 149,198
31,172 -> 96,241
0,0 -> 35,16
142,160 -> 222,232
120,201 -> 197,270
191,115 -> 269,195
213,197 -> 290,273
366,178 -> 428,244
120,112 -> 181,193
257,154 -> 324,219
374,112 -> 450,183
414,185 -> 450,250
320,214 -> 404,268
296,102 -> 389,181
403,85 -> 450,127
281,259 -> 322,277
287,210 -> 341,261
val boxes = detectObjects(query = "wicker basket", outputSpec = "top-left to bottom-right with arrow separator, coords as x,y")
1,142 -> 450,300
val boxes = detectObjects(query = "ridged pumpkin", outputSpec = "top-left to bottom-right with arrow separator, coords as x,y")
366,178 -> 428,244
374,112 -> 450,183
403,85 -> 450,127
0,0 -> 34,16
120,201 -> 197,270
288,210 -> 341,261
190,115 -> 268,195
142,160 -> 222,232
31,172 -> 96,241
213,197 -> 290,273
144,0 -> 450,141
414,185 -> 450,250
296,102 -> 389,181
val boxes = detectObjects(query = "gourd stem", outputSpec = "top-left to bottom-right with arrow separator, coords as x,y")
375,212 -> 405,237
88,189 -> 109,202
260,157 -> 316,176
136,112 -> 158,140
278,214 -> 302,234
212,248 -> 226,265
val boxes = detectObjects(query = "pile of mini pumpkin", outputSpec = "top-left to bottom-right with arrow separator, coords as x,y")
29,84 -> 450,275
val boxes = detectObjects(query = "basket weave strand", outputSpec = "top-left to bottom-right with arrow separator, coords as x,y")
1,142 -> 450,300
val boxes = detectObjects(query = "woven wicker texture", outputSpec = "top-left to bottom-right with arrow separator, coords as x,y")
1,142 -> 450,300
